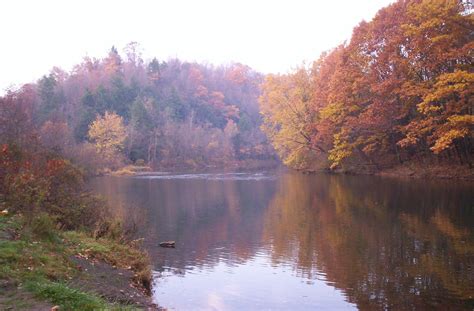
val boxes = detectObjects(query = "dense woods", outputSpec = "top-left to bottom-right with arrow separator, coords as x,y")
260,0 -> 473,174
1,44 -> 274,174
1,0 -> 472,177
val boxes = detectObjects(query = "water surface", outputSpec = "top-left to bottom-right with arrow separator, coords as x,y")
93,172 -> 474,310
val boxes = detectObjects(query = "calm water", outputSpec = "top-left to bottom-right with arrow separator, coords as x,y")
92,171 -> 474,310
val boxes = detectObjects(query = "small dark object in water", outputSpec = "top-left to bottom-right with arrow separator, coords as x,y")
159,241 -> 175,248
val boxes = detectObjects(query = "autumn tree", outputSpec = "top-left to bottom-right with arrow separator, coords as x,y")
36,74 -> 66,125
260,0 -> 473,172
397,0 -> 474,164
2,43 -> 274,171
88,111 -> 127,166
39,121 -> 73,153
260,67 -> 320,169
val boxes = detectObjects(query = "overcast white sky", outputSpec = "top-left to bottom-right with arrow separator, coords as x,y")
0,0 -> 395,93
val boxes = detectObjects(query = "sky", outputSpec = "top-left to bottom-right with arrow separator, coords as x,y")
0,0 -> 395,93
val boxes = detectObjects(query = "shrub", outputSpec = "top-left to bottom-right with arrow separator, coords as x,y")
30,213 -> 59,242
1,144 -> 111,233
135,159 -> 145,166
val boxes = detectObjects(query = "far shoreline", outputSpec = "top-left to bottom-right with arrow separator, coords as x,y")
102,162 -> 474,181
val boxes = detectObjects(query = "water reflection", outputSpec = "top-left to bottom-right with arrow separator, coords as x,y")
263,174 -> 474,309
92,172 -> 474,310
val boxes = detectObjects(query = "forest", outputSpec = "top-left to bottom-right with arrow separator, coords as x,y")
260,0 -> 473,176
1,0 -> 472,177
1,44 -> 275,175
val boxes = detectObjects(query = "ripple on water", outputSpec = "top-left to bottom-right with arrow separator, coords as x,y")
133,172 -> 275,181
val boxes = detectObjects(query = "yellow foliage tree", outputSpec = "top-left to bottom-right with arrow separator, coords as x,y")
88,111 -> 127,161
259,67 -> 318,169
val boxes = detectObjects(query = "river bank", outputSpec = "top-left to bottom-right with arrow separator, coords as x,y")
108,159 -> 281,177
107,160 -> 474,181
0,213 -> 156,310
302,162 -> 474,181
376,163 -> 474,180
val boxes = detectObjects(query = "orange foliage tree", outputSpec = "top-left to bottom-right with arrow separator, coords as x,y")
260,0 -> 473,171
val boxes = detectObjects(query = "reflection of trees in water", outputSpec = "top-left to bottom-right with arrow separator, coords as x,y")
91,177 -> 152,236
263,174 -> 474,309
95,177 -> 278,273
94,174 -> 473,309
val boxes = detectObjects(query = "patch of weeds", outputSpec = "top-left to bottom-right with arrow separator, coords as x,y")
0,215 -> 73,282
1,291 -> 41,310
0,239 -> 32,282
30,212 -> 60,243
0,214 -> 151,309
24,279 -> 109,310
64,231 -> 152,293
0,214 -> 22,236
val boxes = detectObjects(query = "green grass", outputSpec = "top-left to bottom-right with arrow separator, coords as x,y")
0,292 -> 37,310
64,231 -> 152,291
0,213 -> 21,231
0,214 -> 149,310
24,280 -> 108,310
0,232 -> 72,282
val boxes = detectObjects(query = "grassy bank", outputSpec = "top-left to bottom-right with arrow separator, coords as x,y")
0,144 -> 156,309
0,213 -> 154,310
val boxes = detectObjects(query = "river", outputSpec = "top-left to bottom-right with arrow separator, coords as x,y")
92,171 -> 474,310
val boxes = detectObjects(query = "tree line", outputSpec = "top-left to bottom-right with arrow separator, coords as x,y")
260,0 -> 473,173
1,0 -> 472,176
1,43 -> 275,173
